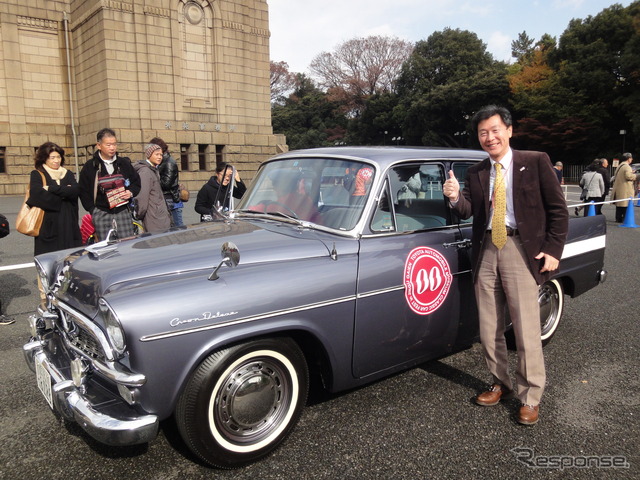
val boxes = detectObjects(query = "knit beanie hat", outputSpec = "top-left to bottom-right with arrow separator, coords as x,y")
145,143 -> 162,159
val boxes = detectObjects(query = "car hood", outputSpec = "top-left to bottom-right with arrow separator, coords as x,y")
49,218 -> 333,316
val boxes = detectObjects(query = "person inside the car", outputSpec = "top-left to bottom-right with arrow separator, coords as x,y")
268,170 -> 318,221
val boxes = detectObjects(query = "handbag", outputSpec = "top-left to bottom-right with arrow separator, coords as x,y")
98,173 -> 129,209
80,214 -> 96,244
580,172 -> 597,201
16,171 -> 46,237
179,183 -> 190,202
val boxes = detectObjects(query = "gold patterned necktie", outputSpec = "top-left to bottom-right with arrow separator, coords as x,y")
492,162 -> 507,249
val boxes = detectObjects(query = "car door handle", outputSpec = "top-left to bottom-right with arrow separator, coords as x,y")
443,239 -> 472,249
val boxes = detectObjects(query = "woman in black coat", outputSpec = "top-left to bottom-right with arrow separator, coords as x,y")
27,142 -> 82,255
195,162 -> 247,221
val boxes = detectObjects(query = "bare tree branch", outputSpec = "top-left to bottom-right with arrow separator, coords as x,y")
270,61 -> 298,103
310,35 -> 414,114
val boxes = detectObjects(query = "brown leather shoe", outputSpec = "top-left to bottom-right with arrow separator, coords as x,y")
517,404 -> 540,425
475,383 -> 512,406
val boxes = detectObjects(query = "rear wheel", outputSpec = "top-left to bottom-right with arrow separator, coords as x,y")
538,279 -> 564,344
176,337 -> 309,469
505,279 -> 564,349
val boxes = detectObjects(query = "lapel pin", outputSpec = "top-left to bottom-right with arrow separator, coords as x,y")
520,166 -> 525,171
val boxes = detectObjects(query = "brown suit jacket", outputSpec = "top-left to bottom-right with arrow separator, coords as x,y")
452,149 -> 569,285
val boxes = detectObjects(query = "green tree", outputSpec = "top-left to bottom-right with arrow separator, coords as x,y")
507,3 -> 639,162
614,1 -> 640,143
511,31 -> 535,62
271,74 -> 347,150
395,28 -> 509,147
549,2 -> 638,157
347,92 -> 401,145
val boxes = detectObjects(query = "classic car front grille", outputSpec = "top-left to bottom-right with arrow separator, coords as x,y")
66,324 -> 105,361
57,307 -> 108,362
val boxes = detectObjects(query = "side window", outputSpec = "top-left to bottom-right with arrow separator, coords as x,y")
371,164 -> 448,233
371,180 -> 394,232
451,163 -> 474,225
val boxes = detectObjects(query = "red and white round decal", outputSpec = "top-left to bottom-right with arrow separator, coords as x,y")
404,246 -> 453,315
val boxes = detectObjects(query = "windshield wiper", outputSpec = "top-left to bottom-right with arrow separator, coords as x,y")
234,209 -> 265,215
234,209 -> 307,225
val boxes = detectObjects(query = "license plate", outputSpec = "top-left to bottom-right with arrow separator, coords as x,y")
36,357 -> 54,410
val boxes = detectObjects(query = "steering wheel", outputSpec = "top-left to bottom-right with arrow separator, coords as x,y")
257,200 -> 299,219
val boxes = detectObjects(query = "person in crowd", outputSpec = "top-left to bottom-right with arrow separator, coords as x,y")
78,128 -> 141,240
150,137 -> 184,227
27,142 -> 82,255
0,302 -> 13,325
133,144 -> 171,233
577,160 -> 605,216
611,152 -> 635,222
553,161 -> 564,184
443,105 -> 568,426
595,158 -> 610,215
0,213 -> 14,325
195,162 -> 246,221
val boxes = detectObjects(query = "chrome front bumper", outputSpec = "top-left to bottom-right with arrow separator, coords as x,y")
23,339 -> 159,446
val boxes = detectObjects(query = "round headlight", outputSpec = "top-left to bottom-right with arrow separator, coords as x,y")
99,298 -> 126,354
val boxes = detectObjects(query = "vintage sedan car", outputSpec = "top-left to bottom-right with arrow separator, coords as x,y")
24,147 -> 607,468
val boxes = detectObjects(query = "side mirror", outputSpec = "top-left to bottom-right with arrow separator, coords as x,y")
208,241 -> 240,281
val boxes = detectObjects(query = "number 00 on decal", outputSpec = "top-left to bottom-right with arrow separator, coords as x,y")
404,247 -> 453,315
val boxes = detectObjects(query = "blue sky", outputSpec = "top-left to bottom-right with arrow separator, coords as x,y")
268,0 -> 634,73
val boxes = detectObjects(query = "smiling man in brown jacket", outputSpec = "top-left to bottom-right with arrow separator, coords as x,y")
443,105 -> 568,425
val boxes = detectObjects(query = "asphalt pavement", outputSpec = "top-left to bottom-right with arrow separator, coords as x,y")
0,189 -> 638,480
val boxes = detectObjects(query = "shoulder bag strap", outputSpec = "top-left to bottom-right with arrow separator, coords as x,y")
94,171 -> 99,203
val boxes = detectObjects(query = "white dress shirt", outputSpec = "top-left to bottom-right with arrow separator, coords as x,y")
488,148 -> 517,230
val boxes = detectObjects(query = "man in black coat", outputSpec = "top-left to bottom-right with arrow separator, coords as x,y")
78,128 -> 141,241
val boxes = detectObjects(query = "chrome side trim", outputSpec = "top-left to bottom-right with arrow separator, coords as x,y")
360,224 -> 461,238
141,273 -> 472,343
140,295 -> 357,342
356,285 -> 405,299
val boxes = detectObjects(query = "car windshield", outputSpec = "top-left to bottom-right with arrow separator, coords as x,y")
236,157 -> 375,230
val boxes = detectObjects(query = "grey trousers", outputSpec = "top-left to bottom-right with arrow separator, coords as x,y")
475,233 -> 545,406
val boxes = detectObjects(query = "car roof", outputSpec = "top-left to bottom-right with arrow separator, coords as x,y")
270,146 -> 487,170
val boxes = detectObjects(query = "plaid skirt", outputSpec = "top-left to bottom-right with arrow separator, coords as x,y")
92,208 -> 136,241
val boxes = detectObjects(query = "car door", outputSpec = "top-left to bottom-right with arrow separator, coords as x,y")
352,162 -> 475,379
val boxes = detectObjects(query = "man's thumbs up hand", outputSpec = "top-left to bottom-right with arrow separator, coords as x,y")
443,170 -> 460,201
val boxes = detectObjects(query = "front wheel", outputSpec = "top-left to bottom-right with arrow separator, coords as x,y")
176,337 -> 309,469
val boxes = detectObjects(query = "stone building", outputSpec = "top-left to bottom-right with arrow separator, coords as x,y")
0,0 -> 286,196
